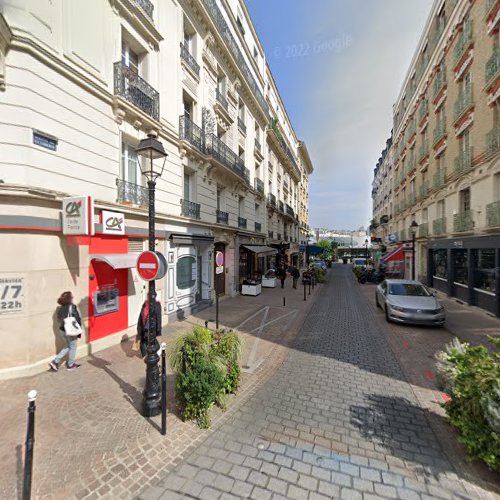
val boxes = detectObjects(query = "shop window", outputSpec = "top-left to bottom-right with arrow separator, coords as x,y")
472,249 -> 496,293
176,256 -> 196,290
453,249 -> 468,285
433,249 -> 447,279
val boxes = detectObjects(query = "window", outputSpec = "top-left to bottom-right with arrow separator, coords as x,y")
422,207 -> 428,222
253,47 -> 258,63
437,199 -> 445,218
494,173 -> 500,200
121,142 -> 142,186
122,43 -> 139,74
217,74 -> 226,94
183,97 -> 193,120
176,256 -> 196,289
433,249 -> 447,278
217,187 -> 223,211
238,196 -> 245,217
453,249 -> 468,285
460,128 -> 470,154
472,249 -> 496,293
459,188 -> 470,213
184,172 -> 192,201
238,100 -> 245,121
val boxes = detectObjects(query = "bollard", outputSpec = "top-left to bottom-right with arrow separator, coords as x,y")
23,390 -> 37,500
204,320 -> 208,329
161,343 -> 167,436
312,275 -> 315,290
309,281 -> 311,295
283,296 -> 286,307
303,282 -> 306,301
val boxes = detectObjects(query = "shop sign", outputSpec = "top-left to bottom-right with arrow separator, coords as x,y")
0,275 -> 25,315
215,251 -> 224,274
388,234 -> 397,243
102,210 -> 125,235
62,196 -> 94,235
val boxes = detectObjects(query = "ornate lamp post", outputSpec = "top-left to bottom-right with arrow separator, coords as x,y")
136,133 -> 167,417
409,220 -> 419,281
365,238 -> 369,262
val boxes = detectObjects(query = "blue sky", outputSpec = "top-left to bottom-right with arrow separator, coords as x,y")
246,0 -> 433,230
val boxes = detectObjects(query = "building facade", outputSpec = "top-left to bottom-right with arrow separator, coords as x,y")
371,0 -> 500,315
0,0 -> 313,377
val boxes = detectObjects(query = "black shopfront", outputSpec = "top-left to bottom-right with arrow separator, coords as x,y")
427,235 -> 500,316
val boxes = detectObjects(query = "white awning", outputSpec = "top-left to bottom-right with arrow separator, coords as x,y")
242,245 -> 278,257
90,253 -> 140,269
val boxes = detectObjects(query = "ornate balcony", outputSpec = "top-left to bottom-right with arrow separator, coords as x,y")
255,222 -> 262,232
180,42 -> 200,76
134,0 -> 154,20
216,210 -> 228,224
270,118 -> 301,179
452,20 -> 473,67
267,193 -> 277,208
205,134 -> 249,183
238,217 -> 247,229
114,62 -> 159,120
179,115 -> 204,152
453,210 -> 474,233
454,147 -> 473,176
418,222 -> 429,238
286,204 -> 294,218
485,46 -> 500,88
453,86 -> 473,123
486,201 -> 500,228
433,217 -> 447,235
181,199 -> 201,219
433,168 -> 446,190
486,126 -> 500,156
254,178 -> 264,194
216,88 -> 228,110
116,178 -> 148,206
432,118 -> 446,146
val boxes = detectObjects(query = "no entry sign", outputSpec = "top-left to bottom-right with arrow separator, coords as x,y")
137,251 -> 166,281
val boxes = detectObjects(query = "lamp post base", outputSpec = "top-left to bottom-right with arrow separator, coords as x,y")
143,347 -> 161,417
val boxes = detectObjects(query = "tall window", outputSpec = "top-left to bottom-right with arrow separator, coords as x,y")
217,187 -> 223,211
238,100 -> 245,122
121,142 -> 141,185
122,43 -> 139,74
184,172 -> 192,201
422,207 -> 428,222
238,196 -> 245,218
460,128 -> 470,155
437,199 -> 445,218
459,188 -> 470,213
494,173 -> 500,200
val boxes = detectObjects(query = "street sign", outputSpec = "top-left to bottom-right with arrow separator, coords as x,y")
215,251 -> 224,275
137,251 -> 167,281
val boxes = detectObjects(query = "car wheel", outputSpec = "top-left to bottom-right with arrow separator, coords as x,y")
385,305 -> 391,323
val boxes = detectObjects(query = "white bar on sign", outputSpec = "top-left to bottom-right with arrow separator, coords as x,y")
139,263 -> 156,269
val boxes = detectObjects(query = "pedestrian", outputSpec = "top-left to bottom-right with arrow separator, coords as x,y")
136,299 -> 162,358
278,266 -> 287,289
291,266 -> 300,289
49,291 -> 83,371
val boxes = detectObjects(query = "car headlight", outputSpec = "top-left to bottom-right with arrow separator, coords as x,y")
391,305 -> 405,312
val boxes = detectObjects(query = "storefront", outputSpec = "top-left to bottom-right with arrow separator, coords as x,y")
427,236 -> 500,316
238,245 -> 278,294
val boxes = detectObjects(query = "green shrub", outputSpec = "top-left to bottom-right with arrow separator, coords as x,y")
353,266 -> 363,281
312,267 -> 327,283
436,337 -> 500,470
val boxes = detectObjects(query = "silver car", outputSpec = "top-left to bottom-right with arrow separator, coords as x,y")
375,279 -> 445,326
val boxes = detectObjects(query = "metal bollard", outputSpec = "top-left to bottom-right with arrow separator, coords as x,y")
22,390 -> 37,500
283,296 -> 286,307
312,275 -> 315,290
204,320 -> 208,329
161,343 -> 167,435
303,282 -> 306,301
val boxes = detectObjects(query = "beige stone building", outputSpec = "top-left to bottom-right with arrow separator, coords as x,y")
372,0 -> 500,315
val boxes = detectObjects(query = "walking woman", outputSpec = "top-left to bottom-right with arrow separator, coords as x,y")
49,291 -> 82,371
136,299 -> 162,358
278,266 -> 288,289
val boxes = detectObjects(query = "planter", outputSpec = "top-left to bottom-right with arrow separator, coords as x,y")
262,277 -> 277,288
241,283 -> 262,296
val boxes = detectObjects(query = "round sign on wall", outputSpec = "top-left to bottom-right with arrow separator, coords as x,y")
215,251 -> 224,267
137,251 -> 167,281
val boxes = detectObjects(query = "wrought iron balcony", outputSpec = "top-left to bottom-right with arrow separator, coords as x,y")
433,217 -> 447,235
267,193 -> 276,208
255,222 -> 262,232
433,68 -> 446,98
286,204 -> 294,218
418,222 -> 429,238
134,0 -> 154,20
453,85 -> 473,123
453,210 -> 473,232
433,168 -> 446,190
418,100 -> 429,122
270,118 -> 301,178
181,199 -> 201,219
116,178 -> 148,206
278,200 -> 284,213
216,88 -> 228,110
179,115 -> 204,152
180,42 -> 200,76
113,62 -> 159,120
216,210 -> 228,224
486,46 -> 500,88
200,0 -> 269,117
453,20 -> 473,66
454,147 -> 473,176
268,230 -> 273,239
238,117 -> 246,133
487,126 -> 500,156
254,178 -> 264,194
205,134 -> 249,183
418,140 -> 429,162
238,217 -> 247,229
432,118 -> 446,146
254,138 -> 261,151
486,201 -> 500,228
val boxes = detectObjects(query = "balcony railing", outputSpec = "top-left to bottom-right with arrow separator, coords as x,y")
453,20 -> 473,66
270,118 -> 301,178
179,115 -> 204,152
433,168 -> 446,190
433,217 -> 447,235
180,42 -> 200,76
486,201 -> 500,228
454,210 -> 474,232
114,62 -> 159,120
201,0 -> 269,117
486,126 -> 500,156
453,85 -> 473,123
255,222 -> 262,232
278,200 -> 285,212
286,204 -> 294,218
205,134 -> 249,182
418,140 -> 429,162
418,222 -> 429,238
432,118 -> 446,146
267,193 -> 277,208
433,68 -> 446,98
238,117 -> 246,133
216,210 -> 228,224
419,182 -> 429,200
181,199 -> 201,219
238,217 -> 247,229
486,46 -> 500,88
254,178 -> 264,194
134,0 -> 154,20
418,100 -> 429,122
116,178 -> 148,206
216,88 -> 228,110
454,147 -> 473,176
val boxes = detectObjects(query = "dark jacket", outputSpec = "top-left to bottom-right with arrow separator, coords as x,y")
57,304 -> 82,331
278,268 -> 287,280
291,268 -> 300,279
137,302 -> 162,356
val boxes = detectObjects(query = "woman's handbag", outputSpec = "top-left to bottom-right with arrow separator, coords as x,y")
64,305 -> 83,337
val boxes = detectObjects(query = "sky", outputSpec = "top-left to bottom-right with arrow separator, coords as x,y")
246,0 -> 434,230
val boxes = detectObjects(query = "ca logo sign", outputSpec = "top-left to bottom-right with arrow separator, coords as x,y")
105,217 -> 123,232
65,201 -> 82,217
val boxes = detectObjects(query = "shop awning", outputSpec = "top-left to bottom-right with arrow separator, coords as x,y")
91,254 -> 139,269
169,233 -> 214,245
380,246 -> 404,263
242,245 -> 278,256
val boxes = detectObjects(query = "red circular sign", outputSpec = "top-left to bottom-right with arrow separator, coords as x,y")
137,251 -> 160,281
216,251 -> 224,267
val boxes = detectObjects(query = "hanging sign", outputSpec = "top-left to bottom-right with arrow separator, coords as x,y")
62,196 -> 94,235
102,210 -> 125,235
215,251 -> 224,274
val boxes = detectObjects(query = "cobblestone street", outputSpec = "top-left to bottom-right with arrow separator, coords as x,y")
142,265 -> 499,500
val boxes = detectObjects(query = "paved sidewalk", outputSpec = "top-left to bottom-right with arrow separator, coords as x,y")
0,279 -> 320,499
142,265 -> 498,500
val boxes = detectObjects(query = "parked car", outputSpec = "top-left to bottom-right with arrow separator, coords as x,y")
312,261 -> 327,270
352,258 -> 367,269
375,279 -> 445,326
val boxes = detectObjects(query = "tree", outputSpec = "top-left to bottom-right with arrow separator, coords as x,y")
317,240 -> 333,260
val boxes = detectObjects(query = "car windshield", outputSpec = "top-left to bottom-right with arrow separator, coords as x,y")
354,260 -> 365,265
388,283 -> 431,296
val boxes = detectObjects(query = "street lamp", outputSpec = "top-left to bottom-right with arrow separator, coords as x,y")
409,220 -> 419,281
306,232 -> 311,266
365,238 -> 369,262
136,133 -> 168,417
